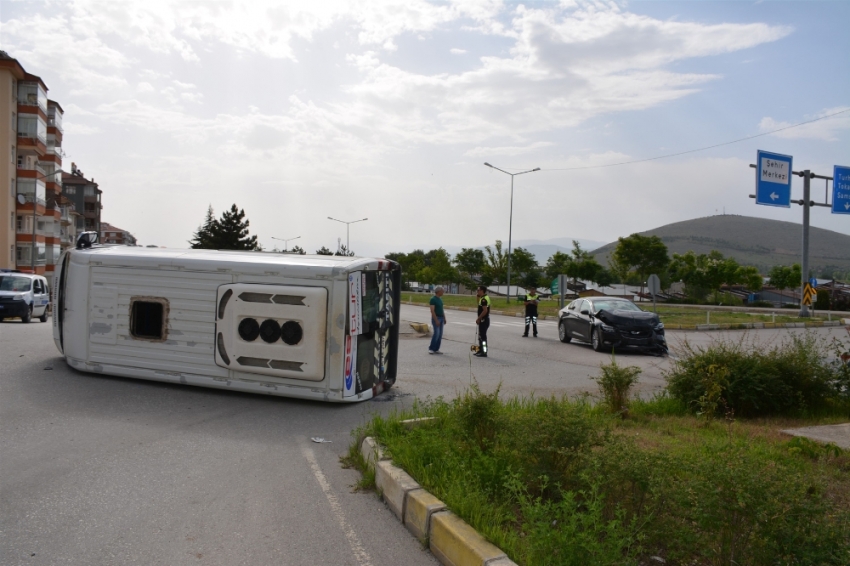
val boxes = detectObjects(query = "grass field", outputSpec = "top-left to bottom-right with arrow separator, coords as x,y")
401,293 -> 825,327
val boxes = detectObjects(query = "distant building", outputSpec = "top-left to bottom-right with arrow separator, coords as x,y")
100,222 -> 137,246
62,163 -> 101,236
0,51 -> 65,275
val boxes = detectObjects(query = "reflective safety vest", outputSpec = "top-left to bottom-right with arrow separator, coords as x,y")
478,295 -> 491,318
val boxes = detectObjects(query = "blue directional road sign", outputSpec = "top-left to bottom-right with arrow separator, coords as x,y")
833,165 -> 850,215
756,150 -> 793,208
809,277 -> 818,288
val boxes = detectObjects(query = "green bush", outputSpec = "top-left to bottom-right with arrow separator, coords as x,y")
665,333 -> 848,417
594,358 -> 642,417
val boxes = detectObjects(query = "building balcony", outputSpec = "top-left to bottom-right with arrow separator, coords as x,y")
17,163 -> 47,177
47,115 -> 63,132
16,134 -> 47,155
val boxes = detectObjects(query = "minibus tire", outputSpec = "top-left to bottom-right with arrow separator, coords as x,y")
21,306 -> 32,323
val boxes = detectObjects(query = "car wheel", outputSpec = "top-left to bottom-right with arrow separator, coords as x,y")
21,305 -> 32,324
39,309 -> 48,322
591,327 -> 604,352
558,321 -> 571,343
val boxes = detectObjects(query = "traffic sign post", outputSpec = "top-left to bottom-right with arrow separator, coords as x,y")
833,165 -> 850,215
755,150 -> 793,207
748,152 -> 843,318
647,274 -> 661,314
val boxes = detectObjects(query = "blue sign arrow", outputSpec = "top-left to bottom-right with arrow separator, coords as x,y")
809,277 -> 818,288
756,150 -> 793,208
832,165 -> 850,215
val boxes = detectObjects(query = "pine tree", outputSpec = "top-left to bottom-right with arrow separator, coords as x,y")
290,245 -> 306,255
210,204 -> 259,250
189,205 -> 217,249
335,244 -> 355,257
316,246 -> 333,255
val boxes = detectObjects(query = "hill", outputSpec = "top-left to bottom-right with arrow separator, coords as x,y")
591,215 -> 850,277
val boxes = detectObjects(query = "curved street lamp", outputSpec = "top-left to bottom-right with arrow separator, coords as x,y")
271,235 -> 301,252
484,163 -> 540,303
327,217 -> 367,253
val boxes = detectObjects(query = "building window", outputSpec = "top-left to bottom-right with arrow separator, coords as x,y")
65,186 -> 76,195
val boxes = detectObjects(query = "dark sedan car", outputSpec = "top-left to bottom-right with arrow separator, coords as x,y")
557,297 -> 666,354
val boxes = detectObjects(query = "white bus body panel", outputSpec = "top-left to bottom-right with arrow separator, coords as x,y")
52,247 -> 398,403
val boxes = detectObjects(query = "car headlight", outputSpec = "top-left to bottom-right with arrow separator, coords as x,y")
13,294 -> 24,301
600,323 -> 615,332
654,322 -> 664,330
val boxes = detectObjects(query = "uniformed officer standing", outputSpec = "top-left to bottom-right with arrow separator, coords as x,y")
474,285 -> 491,357
522,290 -> 540,337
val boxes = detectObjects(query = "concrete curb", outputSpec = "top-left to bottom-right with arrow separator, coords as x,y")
400,301 -> 846,331
360,434 -> 518,566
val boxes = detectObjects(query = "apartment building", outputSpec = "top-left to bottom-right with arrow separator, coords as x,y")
0,51 -> 64,275
62,163 -> 101,239
100,222 -> 137,246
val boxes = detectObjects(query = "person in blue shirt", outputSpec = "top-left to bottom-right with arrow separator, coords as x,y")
428,286 -> 446,354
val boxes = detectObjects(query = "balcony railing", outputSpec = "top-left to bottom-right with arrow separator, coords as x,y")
17,162 -> 47,176
47,116 -> 63,131
17,194 -> 47,207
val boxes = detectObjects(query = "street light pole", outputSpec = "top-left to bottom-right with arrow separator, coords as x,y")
271,235 -> 300,252
483,163 -> 540,303
327,216 -> 368,253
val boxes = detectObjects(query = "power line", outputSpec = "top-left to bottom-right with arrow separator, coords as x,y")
539,107 -> 850,172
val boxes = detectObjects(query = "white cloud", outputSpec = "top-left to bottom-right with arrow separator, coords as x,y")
136,82 -> 155,93
465,142 -> 554,157
450,48 -> 467,54
759,107 -> 850,141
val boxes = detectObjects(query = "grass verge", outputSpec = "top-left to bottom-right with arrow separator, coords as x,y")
351,385 -> 849,566
400,293 -> 825,326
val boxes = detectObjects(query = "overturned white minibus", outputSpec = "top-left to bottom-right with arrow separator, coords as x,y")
52,241 -> 401,402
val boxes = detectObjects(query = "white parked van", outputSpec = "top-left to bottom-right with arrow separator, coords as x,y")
0,270 -> 50,323
52,243 -> 401,402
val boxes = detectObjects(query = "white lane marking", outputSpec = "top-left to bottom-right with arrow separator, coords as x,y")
300,439 -> 374,566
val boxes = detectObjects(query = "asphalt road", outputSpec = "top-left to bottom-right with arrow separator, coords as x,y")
2,311 -> 846,565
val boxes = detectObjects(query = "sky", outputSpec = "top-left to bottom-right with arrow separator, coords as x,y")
1,0 -> 848,257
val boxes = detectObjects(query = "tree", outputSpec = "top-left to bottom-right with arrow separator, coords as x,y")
612,234 -> 669,295
386,251 -> 425,287
565,241 -> 603,288
768,263 -> 801,306
419,248 -> 458,286
545,251 -> 572,280
669,250 -> 763,302
454,248 -> 486,287
316,246 -> 333,255
335,245 -> 355,257
210,204 -> 260,250
290,245 -> 306,255
483,240 -> 508,285
509,247 -> 541,292
189,205 -> 217,249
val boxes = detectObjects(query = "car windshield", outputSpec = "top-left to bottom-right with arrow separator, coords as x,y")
0,276 -> 32,292
591,300 -> 641,312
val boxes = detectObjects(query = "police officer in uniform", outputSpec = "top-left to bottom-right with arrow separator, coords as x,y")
522,290 -> 540,337
474,285 -> 491,357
